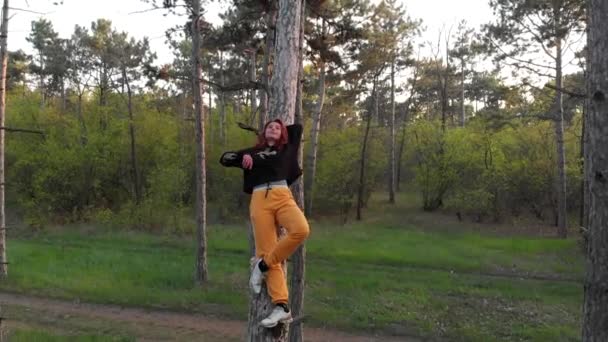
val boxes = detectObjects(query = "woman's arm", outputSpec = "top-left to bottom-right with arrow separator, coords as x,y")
219,147 -> 254,168
286,124 -> 303,146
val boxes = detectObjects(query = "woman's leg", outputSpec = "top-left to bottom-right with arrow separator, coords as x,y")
250,191 -> 289,304
263,188 -> 310,267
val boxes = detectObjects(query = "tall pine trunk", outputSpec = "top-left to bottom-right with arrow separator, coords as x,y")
248,0 -> 302,340
191,5 -> 208,285
555,29 -> 568,238
0,0 -> 8,277
389,59 -> 396,203
289,3 -> 306,341
582,1 -> 608,339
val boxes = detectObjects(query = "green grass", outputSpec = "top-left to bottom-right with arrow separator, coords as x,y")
1,193 -> 584,341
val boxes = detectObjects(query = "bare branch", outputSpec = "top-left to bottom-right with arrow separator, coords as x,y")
8,7 -> 50,14
128,7 -> 165,15
517,15 -> 555,60
0,126 -> 45,135
487,36 -> 555,70
544,83 -> 587,98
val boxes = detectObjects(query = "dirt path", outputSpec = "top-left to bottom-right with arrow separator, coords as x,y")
0,292 -> 419,342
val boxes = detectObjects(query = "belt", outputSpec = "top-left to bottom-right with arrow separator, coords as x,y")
253,180 -> 288,198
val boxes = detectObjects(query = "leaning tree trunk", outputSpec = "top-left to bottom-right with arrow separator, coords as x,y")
389,58 -> 396,204
124,71 -> 142,205
582,1 -> 608,339
191,3 -> 208,285
554,32 -> 568,238
0,0 -> 8,278
259,2 -> 277,131
248,0 -> 302,340
304,59 -> 325,217
356,78 -> 376,221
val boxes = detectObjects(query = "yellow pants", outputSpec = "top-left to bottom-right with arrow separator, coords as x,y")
250,186 -> 310,304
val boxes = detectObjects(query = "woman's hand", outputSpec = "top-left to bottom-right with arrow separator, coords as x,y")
242,154 -> 253,170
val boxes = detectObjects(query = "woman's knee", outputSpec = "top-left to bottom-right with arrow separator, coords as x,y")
291,221 -> 310,241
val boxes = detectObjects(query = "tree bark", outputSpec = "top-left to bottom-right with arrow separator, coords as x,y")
269,0 -> 300,125
554,21 -> 568,238
191,4 -> 208,285
0,0 -> 8,277
249,0 -> 301,340
259,3 -> 277,131
582,1 -> 608,339
389,59 -> 396,204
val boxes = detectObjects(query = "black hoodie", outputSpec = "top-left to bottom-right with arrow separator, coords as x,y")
219,124 -> 303,194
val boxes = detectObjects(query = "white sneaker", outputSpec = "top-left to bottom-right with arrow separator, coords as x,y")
249,258 -> 265,294
260,306 -> 293,328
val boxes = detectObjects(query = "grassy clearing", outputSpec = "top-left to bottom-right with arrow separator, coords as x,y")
2,193 -> 583,341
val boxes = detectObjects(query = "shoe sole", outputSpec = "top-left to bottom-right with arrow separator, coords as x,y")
260,317 -> 293,328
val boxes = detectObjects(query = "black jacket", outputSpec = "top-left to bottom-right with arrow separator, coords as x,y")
219,124 -> 303,194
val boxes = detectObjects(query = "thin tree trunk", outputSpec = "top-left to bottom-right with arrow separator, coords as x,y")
357,78 -> 376,221
460,59 -> 465,127
583,1 -> 608,338
389,59 -> 396,204
219,50 -> 226,145
289,3 -> 306,341
39,53 -> 45,109
250,50 -> 257,123
0,0 -> 8,278
77,92 -> 88,144
61,77 -> 67,112
304,62 -> 324,217
555,31 -> 568,238
208,61 -> 212,117
580,93 -> 589,243
396,119 -> 407,192
249,0 -> 301,340
191,5 -> 208,285
124,71 -> 141,205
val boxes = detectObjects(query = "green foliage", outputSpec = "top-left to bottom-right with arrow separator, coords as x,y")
406,120 -> 456,210
313,126 -> 386,220
402,113 -> 583,223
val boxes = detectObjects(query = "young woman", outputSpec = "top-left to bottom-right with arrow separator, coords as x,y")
220,119 -> 310,328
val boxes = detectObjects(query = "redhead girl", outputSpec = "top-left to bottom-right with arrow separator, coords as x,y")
220,119 -> 310,328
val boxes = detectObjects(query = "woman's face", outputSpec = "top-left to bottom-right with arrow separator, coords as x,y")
265,122 -> 282,143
